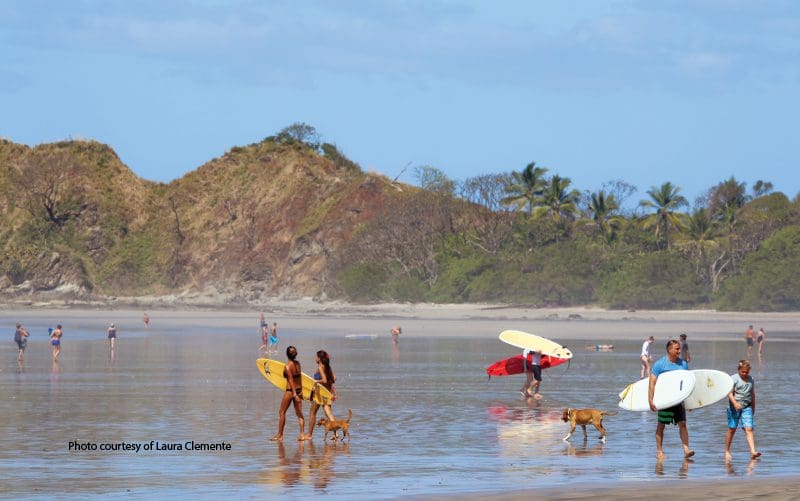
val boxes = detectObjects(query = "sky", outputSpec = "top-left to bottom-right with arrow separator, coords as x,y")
2,0 -> 799,205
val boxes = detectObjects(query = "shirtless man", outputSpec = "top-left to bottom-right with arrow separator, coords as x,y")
744,325 -> 755,358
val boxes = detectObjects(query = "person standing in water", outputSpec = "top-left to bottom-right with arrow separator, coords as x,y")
14,323 -> 29,362
391,326 -> 402,344
107,322 -> 118,350
270,346 -> 307,442
307,350 -> 337,440
521,348 -> 542,399
744,325 -> 755,358
649,339 -> 693,461
641,336 -> 654,378
143,313 -> 151,329
50,324 -> 64,361
725,359 -> 760,462
756,327 -> 766,356
268,322 -> 279,354
679,333 -> 691,364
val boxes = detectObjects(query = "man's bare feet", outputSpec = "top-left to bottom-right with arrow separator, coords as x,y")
725,452 -> 732,462
751,451 -> 762,459
656,452 -> 666,461
298,435 -> 309,441
684,450 -> 695,459
269,435 -> 282,442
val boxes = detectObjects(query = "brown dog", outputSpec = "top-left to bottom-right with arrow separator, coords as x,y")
316,409 -> 352,442
561,408 -> 617,443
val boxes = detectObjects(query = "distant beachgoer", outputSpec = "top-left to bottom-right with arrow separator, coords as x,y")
259,311 -> 266,328
107,322 -> 118,349
143,313 -> 151,329
679,333 -> 691,364
307,350 -> 337,440
14,323 -> 30,362
641,336 -> 654,378
50,324 -> 64,361
649,339 -> 692,461
391,326 -> 401,344
268,322 -> 279,354
270,346 -> 307,442
744,325 -> 754,357
756,328 -> 765,355
521,348 -> 542,398
725,359 -> 760,462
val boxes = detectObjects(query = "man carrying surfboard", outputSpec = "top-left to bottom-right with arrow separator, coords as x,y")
521,348 -> 542,399
649,339 -> 694,460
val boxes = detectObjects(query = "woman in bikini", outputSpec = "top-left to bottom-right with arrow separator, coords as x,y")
270,346 -> 307,442
307,350 -> 337,440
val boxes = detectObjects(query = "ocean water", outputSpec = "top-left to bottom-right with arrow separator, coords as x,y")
0,315 -> 796,499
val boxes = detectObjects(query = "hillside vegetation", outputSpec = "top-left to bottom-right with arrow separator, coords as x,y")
1,126 -> 798,310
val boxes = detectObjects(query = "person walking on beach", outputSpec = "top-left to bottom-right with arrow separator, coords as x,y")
756,327 -> 766,355
307,350 -> 337,440
679,333 -> 691,364
268,322 -> 279,354
107,322 -> 118,350
391,326 -> 402,344
649,339 -> 693,460
744,325 -> 755,357
50,324 -> 63,361
143,313 -> 150,329
725,359 -> 761,462
14,323 -> 30,362
521,348 -> 542,399
270,345 -> 307,442
640,336 -> 654,378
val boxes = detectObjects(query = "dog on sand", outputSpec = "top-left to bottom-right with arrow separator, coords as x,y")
562,408 -> 617,443
316,409 -> 352,442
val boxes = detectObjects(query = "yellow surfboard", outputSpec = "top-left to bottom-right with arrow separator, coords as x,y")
498,330 -> 573,359
256,358 -> 334,406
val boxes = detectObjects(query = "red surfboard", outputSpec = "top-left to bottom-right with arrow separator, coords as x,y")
486,353 -> 569,377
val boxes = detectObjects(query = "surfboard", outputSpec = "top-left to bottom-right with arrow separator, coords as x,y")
485,353 -> 569,377
682,369 -> 734,410
256,358 -> 334,406
498,330 -> 573,359
345,334 -> 379,340
618,370 -> 696,411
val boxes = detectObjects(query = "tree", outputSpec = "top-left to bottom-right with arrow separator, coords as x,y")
458,173 -> 515,255
534,175 -> 580,221
8,150 -> 87,226
752,180 -> 774,198
587,190 -> 623,244
500,162 -> 548,213
678,208 -> 727,292
274,122 -> 321,151
707,176 -> 748,220
639,182 -> 688,250
415,165 -> 454,194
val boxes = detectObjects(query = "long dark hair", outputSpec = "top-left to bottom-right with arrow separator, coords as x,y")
317,350 -> 335,384
286,345 -> 298,361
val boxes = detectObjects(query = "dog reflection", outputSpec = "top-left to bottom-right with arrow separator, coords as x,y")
564,439 -> 605,457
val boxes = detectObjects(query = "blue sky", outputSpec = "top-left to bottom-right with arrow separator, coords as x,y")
2,0 -> 799,204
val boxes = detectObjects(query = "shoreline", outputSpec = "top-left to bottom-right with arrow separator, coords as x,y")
1,301 -> 798,342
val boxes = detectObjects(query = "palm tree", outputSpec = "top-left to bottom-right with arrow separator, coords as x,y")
534,175 -> 580,220
500,162 -> 548,213
588,190 -> 622,244
639,182 -> 689,249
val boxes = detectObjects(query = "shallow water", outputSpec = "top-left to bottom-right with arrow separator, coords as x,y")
0,317 -> 796,499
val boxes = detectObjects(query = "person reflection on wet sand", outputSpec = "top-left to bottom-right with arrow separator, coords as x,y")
726,458 -> 758,477
655,457 -> 693,477
310,441 -> 349,490
276,441 -> 305,487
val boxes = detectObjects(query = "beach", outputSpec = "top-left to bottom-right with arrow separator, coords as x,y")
1,302 -> 798,499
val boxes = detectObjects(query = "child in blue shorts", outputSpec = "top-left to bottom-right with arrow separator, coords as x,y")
725,359 -> 761,461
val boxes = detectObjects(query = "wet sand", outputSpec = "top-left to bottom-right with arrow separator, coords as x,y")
3,302 -> 798,499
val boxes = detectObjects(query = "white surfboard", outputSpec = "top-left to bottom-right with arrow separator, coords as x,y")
682,369 -> 734,410
498,330 -> 572,359
618,370 -> 696,411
